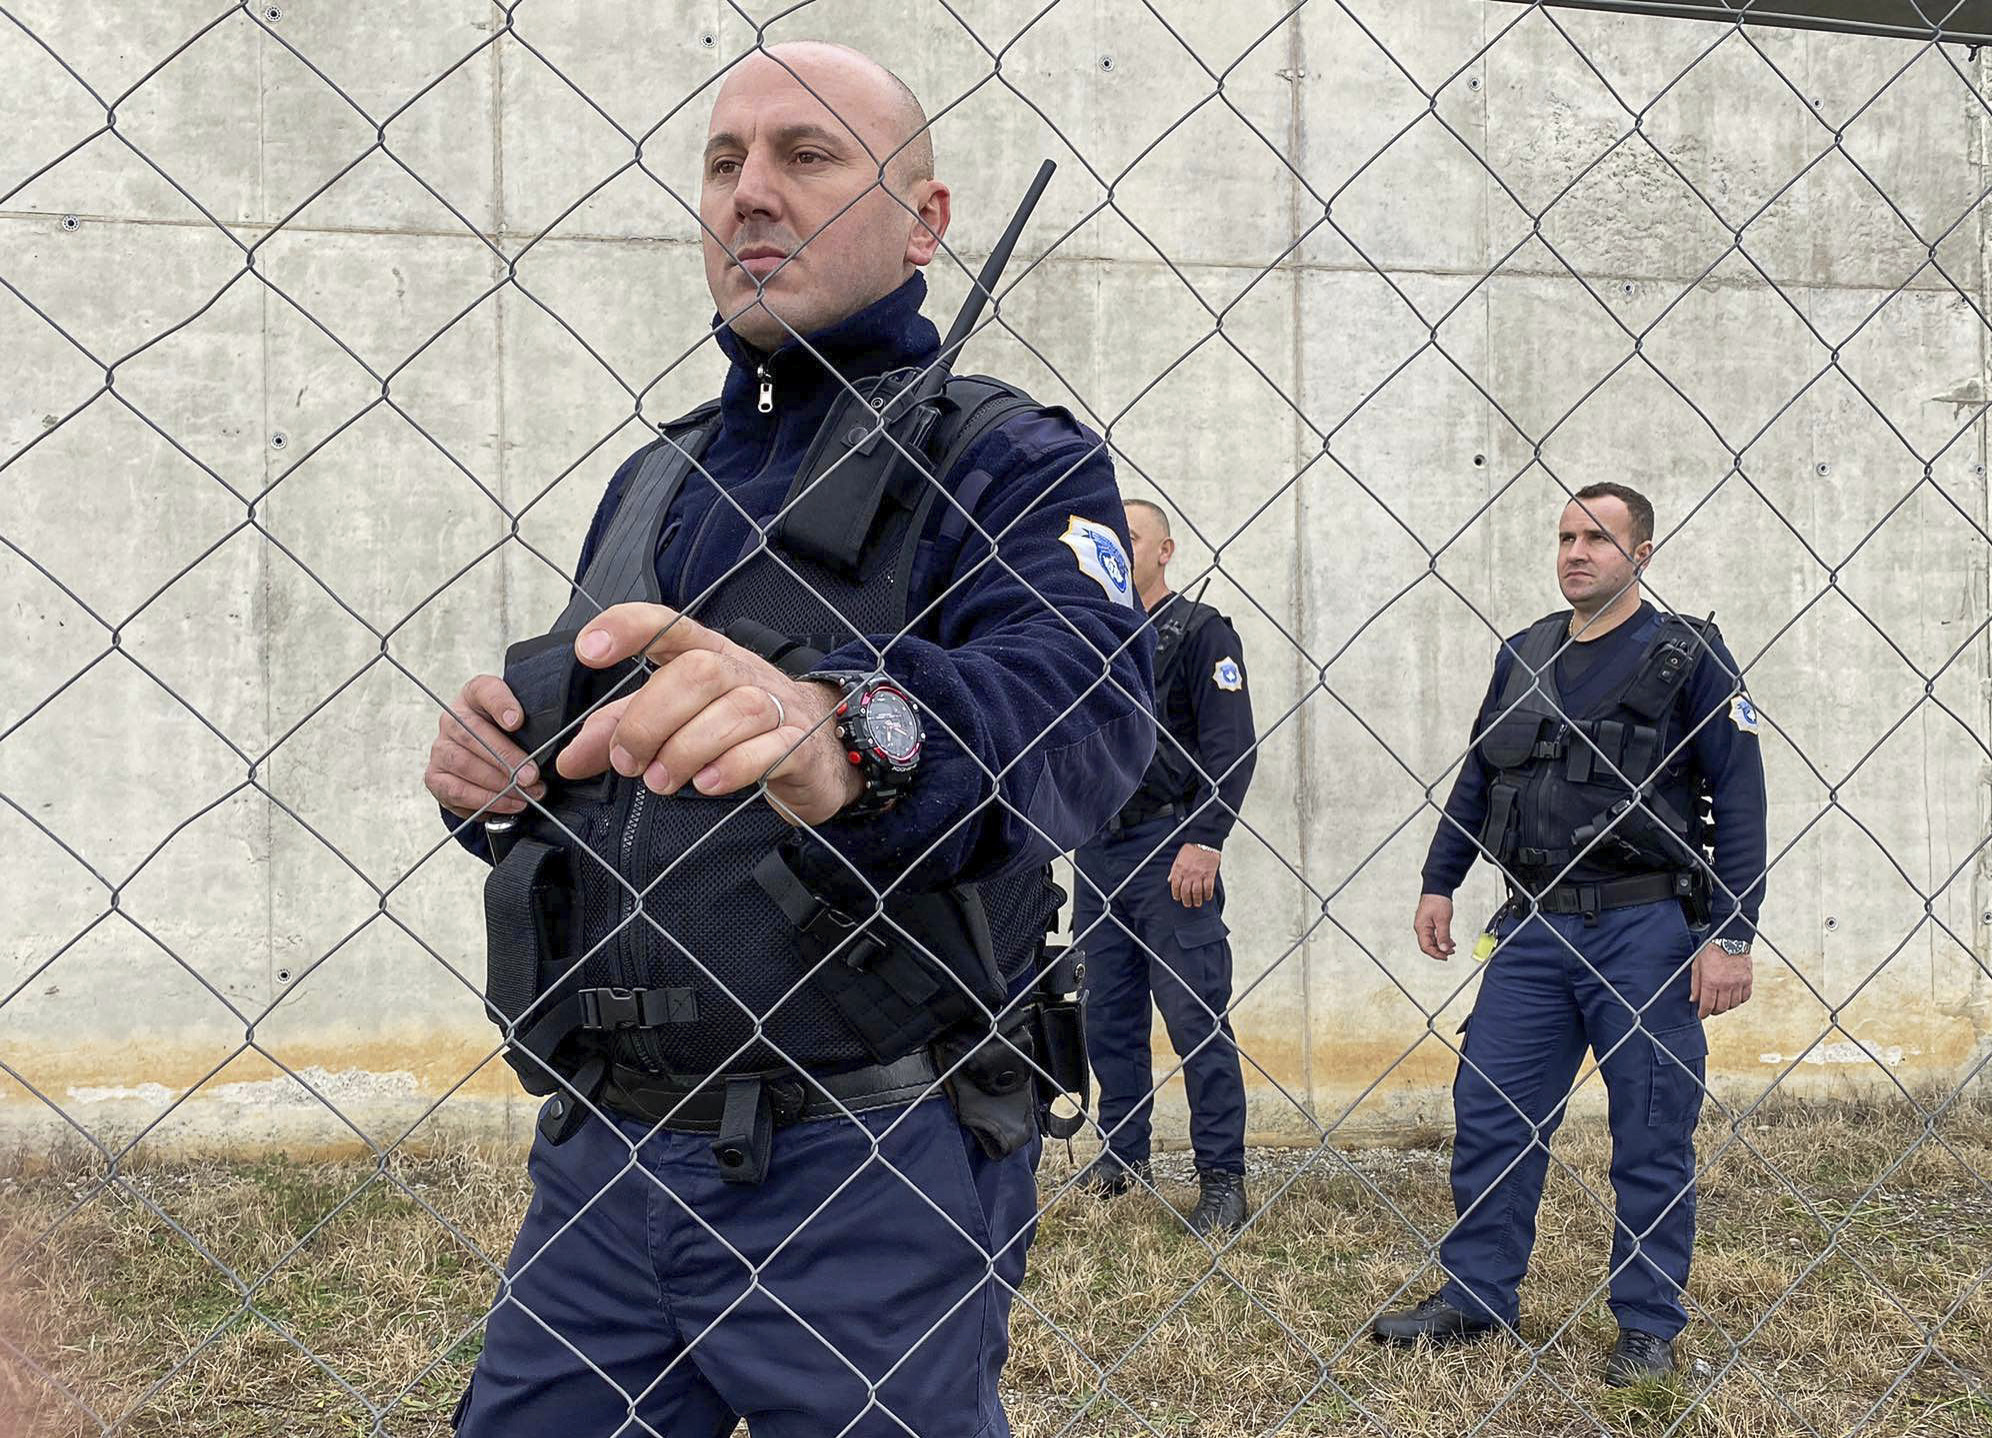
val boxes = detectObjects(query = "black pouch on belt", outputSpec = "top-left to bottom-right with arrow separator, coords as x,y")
934,1016 -> 1038,1160
1029,945 -> 1090,1140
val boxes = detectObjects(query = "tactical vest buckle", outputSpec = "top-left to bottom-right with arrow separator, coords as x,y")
579,987 -> 641,1030
578,985 -> 699,1030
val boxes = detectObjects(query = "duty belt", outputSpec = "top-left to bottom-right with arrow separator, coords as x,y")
1106,798 -> 1187,837
1509,869 -> 1696,923
597,1051 -> 944,1185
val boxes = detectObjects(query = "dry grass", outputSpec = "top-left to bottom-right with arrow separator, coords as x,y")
2,1096 -> 1988,1437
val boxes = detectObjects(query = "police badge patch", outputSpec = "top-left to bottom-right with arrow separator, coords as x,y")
1060,515 -> 1135,606
1212,657 -> 1244,692
1729,693 -> 1761,735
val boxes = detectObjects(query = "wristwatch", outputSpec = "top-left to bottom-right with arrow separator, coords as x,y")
1713,937 -> 1751,955
805,673 -> 923,815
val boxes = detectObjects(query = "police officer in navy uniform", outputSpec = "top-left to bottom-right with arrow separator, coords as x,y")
422,43 -> 1154,1436
1072,498 -> 1258,1235
1372,483 -> 1767,1385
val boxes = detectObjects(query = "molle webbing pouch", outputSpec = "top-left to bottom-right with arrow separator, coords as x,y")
483,836 -> 578,1094
773,371 -> 1040,578
1479,780 -> 1520,858
1478,711 -> 1549,771
1566,717 -> 1639,785
772,373 -> 921,575
1618,624 -> 1701,720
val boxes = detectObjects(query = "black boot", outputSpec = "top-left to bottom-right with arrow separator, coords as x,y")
1186,1168 -> 1249,1235
1604,1328 -> 1677,1386
1371,1293 -> 1496,1347
1073,1154 -> 1150,1198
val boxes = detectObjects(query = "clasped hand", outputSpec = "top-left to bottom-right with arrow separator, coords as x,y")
424,603 -> 864,828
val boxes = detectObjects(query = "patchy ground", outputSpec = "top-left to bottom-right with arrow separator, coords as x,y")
3,1096 -> 1988,1437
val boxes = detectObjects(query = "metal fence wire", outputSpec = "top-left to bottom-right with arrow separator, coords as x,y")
2,1 -> 1991,1435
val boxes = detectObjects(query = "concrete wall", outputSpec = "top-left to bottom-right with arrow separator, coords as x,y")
2,1 -> 1988,1154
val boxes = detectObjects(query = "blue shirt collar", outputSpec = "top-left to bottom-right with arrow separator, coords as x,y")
712,273 -> 940,428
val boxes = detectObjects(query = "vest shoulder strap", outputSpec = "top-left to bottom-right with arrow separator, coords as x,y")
1155,597 -> 1225,692
555,404 -> 722,631
1495,612 -> 1570,716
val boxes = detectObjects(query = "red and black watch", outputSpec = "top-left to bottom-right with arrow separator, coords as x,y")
807,673 -> 923,815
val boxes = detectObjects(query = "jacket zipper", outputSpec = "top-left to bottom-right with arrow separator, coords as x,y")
611,363 -> 783,1008
615,785 -> 647,987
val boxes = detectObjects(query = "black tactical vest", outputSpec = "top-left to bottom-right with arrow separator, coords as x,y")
1476,609 -> 1718,884
482,371 -> 1061,1089
1113,595 -> 1222,825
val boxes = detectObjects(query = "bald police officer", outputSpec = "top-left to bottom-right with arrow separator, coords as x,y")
424,43 -> 1154,1436
1072,499 -> 1258,1235
1374,483 -> 1767,1385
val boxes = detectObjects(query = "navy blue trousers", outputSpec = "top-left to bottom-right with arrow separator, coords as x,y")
455,1095 -> 1039,1437
1439,898 -> 1707,1340
1074,820 -> 1248,1175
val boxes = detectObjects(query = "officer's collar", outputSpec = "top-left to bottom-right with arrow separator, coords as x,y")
711,274 -> 940,424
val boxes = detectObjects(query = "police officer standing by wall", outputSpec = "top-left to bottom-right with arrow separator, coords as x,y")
1072,499 -> 1258,1235
422,42 -> 1154,1436
1374,483 -> 1767,1385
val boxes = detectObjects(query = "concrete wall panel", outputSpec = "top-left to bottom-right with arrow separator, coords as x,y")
4,3 -> 1989,1151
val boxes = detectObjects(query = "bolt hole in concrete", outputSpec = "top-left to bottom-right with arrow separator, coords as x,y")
1825,916 -> 1840,932
1098,54 -> 1114,73
59,214 -> 79,232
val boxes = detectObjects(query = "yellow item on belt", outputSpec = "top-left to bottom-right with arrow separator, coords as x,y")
1471,929 -> 1498,963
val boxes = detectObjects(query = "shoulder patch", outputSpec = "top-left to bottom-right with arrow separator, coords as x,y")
1059,515 -> 1135,607
1212,656 -> 1244,692
1728,692 -> 1761,736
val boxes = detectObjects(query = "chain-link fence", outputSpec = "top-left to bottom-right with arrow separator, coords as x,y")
3,1 -> 1991,1435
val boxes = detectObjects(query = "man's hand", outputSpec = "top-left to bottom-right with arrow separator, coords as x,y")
555,603 -> 866,827
1169,844 -> 1220,907
426,675 -> 547,820
1414,893 -> 1455,961
1690,943 -> 1753,1019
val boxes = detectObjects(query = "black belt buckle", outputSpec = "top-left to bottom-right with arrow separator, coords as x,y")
712,1076 -> 775,1185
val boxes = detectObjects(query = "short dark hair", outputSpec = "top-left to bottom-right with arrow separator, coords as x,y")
1570,482 -> 1654,547
1124,497 -> 1171,539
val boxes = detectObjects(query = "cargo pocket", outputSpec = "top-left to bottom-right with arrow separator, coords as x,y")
1173,913 -> 1230,953
1648,1022 -> 1708,1128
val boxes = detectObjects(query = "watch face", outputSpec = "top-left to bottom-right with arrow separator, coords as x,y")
863,689 -> 921,765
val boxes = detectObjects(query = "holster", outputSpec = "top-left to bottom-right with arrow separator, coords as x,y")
934,1015 -> 1039,1159
1029,945 -> 1090,1141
